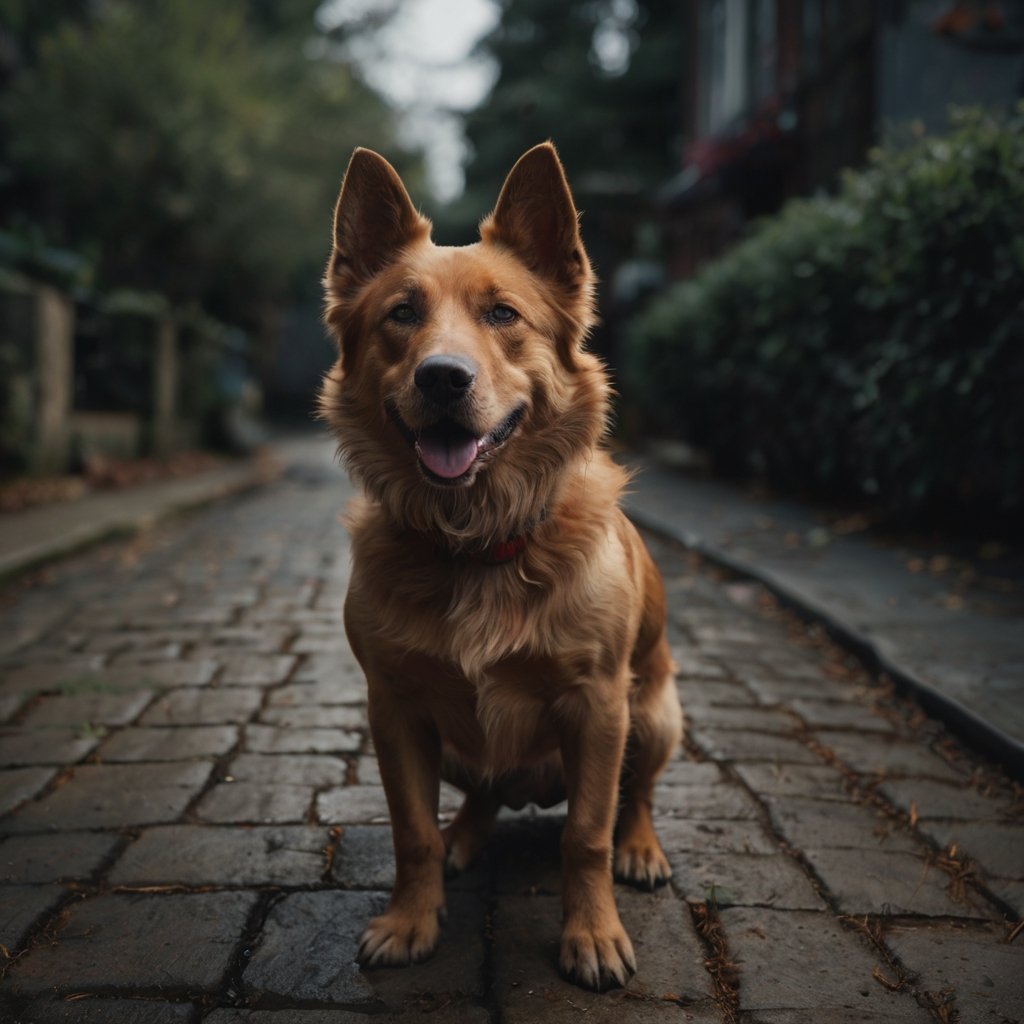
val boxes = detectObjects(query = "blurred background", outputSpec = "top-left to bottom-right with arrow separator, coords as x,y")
0,0 -> 1022,533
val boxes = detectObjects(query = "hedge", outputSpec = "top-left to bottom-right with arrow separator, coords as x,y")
624,106 -> 1024,530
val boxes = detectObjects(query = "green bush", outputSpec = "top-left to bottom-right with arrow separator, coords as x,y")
624,106 -> 1024,529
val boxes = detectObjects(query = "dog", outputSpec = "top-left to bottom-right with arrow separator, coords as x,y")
320,142 -> 682,991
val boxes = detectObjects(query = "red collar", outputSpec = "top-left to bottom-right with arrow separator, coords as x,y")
428,508 -> 543,566
469,533 -> 529,566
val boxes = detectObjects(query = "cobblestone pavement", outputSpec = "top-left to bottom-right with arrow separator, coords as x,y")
0,441 -> 1021,1023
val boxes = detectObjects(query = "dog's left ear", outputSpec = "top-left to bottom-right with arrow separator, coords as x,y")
481,142 -> 590,291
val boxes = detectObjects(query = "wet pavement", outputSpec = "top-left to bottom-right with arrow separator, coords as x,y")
0,436 -> 1021,1023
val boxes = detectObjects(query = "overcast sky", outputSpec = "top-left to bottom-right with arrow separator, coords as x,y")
319,0 -> 501,202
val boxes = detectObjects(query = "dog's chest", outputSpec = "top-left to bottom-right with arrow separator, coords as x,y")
448,658 -> 569,774
358,561 -> 557,676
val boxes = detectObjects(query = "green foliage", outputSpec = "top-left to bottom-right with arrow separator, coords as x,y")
0,0 -> 413,327
446,0 -> 683,237
0,228 -> 92,292
625,107 -> 1024,529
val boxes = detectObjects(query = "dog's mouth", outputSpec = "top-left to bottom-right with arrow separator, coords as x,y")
385,401 -> 525,485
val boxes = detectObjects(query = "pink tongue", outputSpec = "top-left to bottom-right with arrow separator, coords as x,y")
417,433 -> 480,479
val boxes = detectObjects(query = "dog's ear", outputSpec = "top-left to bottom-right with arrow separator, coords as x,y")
328,148 -> 429,292
481,142 -> 590,290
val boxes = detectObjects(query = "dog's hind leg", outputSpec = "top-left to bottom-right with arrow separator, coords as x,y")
442,787 -> 499,873
615,632 -> 682,889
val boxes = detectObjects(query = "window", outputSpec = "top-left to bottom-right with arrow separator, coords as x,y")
703,0 -> 749,132
803,0 -> 823,74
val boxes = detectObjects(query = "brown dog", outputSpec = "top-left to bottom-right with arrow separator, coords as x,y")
320,142 -> 682,991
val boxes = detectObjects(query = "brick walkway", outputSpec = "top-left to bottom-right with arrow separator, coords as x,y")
0,440 -> 1021,1023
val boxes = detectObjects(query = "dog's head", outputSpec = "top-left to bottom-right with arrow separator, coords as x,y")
320,143 -> 611,547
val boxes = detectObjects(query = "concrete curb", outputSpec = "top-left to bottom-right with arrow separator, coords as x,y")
627,504 -> 1024,781
0,457 -> 278,582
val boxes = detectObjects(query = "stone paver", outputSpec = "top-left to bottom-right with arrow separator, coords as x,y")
761,795 -> 920,853
316,784 -> 397,824
195,781 -> 314,824
109,825 -> 332,886
0,832 -> 119,883
732,762 -> 850,800
720,907 -> 932,1019
139,688 -> 263,725
195,752 -> 350,824
259,704 -> 366,729
0,437 -> 1019,1023
821,733 -> 971,783
4,762 -> 212,831
2,660 -> 218,695
18,690 -> 155,728
206,1010 -> 489,1024
878,777 -> 1019,822
21,1000 -> 195,1023
5,891 -> 258,994
0,726 -> 102,766
655,780 -> 763,820
217,654 -> 298,686
883,921 -> 1024,1023
689,728 -> 821,765
804,847 -> 989,918
657,818 -> 779,860
225,752 -> 349,787
269,677 -> 368,708
0,766 -> 55,815
98,724 -> 239,761
914,819 -> 1024,882
244,723 -> 361,754
244,889 -> 486,1009
671,852 -> 824,911
0,884 -> 67,949
329,824 -> 395,889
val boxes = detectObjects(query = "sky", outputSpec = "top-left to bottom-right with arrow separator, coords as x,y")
319,0 -> 501,202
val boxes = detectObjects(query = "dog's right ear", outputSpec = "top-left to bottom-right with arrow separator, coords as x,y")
327,148 -> 429,294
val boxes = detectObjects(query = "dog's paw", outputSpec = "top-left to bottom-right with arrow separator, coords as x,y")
357,908 -> 443,967
559,921 -> 637,991
614,840 -> 672,890
441,821 -> 485,874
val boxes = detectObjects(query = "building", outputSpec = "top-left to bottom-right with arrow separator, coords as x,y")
663,0 -> 1024,279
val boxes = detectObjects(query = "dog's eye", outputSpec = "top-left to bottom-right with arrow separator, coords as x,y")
489,304 -> 518,325
388,303 -> 418,324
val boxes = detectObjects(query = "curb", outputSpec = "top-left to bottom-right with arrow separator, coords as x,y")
627,504 -> 1024,782
0,458 -> 278,583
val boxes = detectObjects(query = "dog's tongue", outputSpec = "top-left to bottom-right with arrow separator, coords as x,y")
417,425 -> 480,479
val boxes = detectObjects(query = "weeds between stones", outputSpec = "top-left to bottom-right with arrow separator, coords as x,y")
690,901 -> 739,1024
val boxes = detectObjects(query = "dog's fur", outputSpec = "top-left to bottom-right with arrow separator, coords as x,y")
320,143 -> 683,991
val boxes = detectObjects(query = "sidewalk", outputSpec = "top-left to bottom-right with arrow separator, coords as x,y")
0,434 -> 1021,1022
0,453 -> 280,585
622,454 -> 1024,779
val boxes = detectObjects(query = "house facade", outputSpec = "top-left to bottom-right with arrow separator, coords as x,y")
663,0 -> 1024,279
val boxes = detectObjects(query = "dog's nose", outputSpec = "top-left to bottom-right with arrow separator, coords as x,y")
414,354 -> 477,406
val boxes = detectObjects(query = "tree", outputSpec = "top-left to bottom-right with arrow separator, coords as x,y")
447,0 -> 685,239
0,0 -> 420,329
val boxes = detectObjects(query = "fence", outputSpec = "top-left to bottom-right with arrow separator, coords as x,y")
0,272 -> 238,476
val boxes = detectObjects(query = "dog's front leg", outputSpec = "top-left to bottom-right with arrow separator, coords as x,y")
558,681 -> 636,990
358,677 -> 446,967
